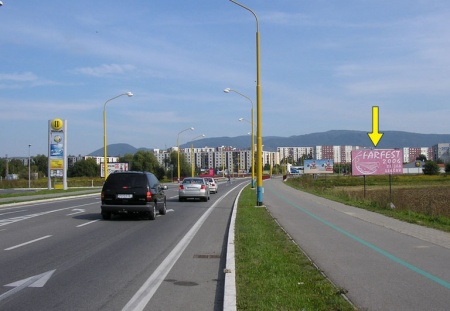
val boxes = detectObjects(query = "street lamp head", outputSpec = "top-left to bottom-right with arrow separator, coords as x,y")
223,88 -> 231,93
190,127 -> 195,131
126,92 -> 133,97
238,118 -> 244,121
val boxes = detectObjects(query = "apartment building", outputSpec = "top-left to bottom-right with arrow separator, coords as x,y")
432,143 -> 450,163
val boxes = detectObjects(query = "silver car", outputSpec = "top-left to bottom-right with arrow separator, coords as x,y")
204,177 -> 218,194
178,177 -> 210,202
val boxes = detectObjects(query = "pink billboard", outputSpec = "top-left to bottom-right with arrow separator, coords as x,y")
351,149 -> 403,176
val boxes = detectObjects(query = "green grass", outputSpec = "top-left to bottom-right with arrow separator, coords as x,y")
236,185 -> 354,311
286,174 -> 450,233
0,187 -> 98,199
0,177 -> 105,189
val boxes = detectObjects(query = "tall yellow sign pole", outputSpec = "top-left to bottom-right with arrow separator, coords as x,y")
229,0 -> 264,205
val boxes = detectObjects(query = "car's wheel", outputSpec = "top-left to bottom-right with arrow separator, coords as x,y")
159,200 -> 167,215
179,197 -> 184,202
101,212 -> 111,220
148,205 -> 156,220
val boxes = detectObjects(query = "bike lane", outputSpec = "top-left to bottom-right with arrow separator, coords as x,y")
263,177 -> 450,311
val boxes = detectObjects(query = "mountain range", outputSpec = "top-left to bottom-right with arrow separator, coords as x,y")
88,130 -> 450,156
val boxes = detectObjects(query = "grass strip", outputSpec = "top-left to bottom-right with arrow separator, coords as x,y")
285,176 -> 450,233
235,185 -> 354,311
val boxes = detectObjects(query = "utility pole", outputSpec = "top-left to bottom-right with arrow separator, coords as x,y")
5,154 -> 8,177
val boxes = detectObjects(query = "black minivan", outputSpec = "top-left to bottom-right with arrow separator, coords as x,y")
101,171 -> 168,220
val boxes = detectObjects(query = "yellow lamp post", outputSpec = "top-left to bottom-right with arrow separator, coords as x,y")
28,144 -> 31,189
177,127 -> 194,182
191,134 -> 205,177
228,0 -> 263,205
221,146 -> 225,177
224,88 -> 255,188
103,92 -> 133,180
238,117 -> 255,188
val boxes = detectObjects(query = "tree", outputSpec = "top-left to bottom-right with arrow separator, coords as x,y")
119,154 -> 134,167
8,159 -> 25,176
130,150 -> 160,172
445,163 -> 450,174
416,154 -> 427,161
68,158 -> 100,177
33,154 -> 48,177
0,158 -> 5,177
165,151 -> 190,180
422,161 -> 440,175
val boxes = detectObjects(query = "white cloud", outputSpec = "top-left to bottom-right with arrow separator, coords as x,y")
71,64 -> 136,77
0,72 -> 38,82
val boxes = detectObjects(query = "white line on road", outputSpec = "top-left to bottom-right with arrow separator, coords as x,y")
0,210 -> 27,216
76,220 -> 100,227
122,183 -> 244,311
67,208 -> 86,216
5,235 -> 52,251
0,203 -> 95,227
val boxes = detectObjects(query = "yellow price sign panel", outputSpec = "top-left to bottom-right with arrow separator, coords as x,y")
50,159 -> 64,169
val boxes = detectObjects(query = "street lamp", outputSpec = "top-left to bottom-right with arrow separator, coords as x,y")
238,117 -> 255,188
103,92 -> 133,180
28,144 -> 31,189
177,127 -> 194,182
224,88 -> 255,189
191,134 -> 205,177
228,0 -> 263,205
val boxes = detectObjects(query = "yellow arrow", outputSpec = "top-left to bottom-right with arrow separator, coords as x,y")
367,106 -> 383,147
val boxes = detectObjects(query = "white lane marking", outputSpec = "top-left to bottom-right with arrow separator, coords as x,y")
67,208 -> 86,216
0,203 -> 95,227
76,220 -> 100,228
122,183 -> 244,311
0,210 -> 27,216
0,193 -> 99,209
5,235 -> 52,251
0,270 -> 56,303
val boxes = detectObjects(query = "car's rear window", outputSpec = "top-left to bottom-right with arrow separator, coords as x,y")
105,174 -> 147,188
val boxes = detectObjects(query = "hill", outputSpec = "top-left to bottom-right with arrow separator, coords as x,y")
88,130 -> 450,156
88,143 -> 150,157
183,130 -> 450,151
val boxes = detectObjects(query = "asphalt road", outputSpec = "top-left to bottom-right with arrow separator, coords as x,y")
0,180 -> 246,311
264,177 -> 450,311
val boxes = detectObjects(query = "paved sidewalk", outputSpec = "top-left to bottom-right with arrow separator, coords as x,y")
309,192 -> 450,250
264,177 -> 450,311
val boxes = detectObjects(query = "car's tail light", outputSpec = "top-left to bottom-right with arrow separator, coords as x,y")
201,185 -> 206,190
101,191 -> 104,200
146,191 -> 152,201
179,185 -> 184,190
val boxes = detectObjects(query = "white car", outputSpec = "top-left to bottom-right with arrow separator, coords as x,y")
178,177 -> 211,202
204,177 -> 218,194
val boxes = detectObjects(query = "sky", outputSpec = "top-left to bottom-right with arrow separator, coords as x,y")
1,0 -> 450,157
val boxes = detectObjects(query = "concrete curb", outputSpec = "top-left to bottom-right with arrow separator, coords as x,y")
223,186 -> 244,311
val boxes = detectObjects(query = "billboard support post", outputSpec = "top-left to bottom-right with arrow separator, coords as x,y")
47,119 -> 67,190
